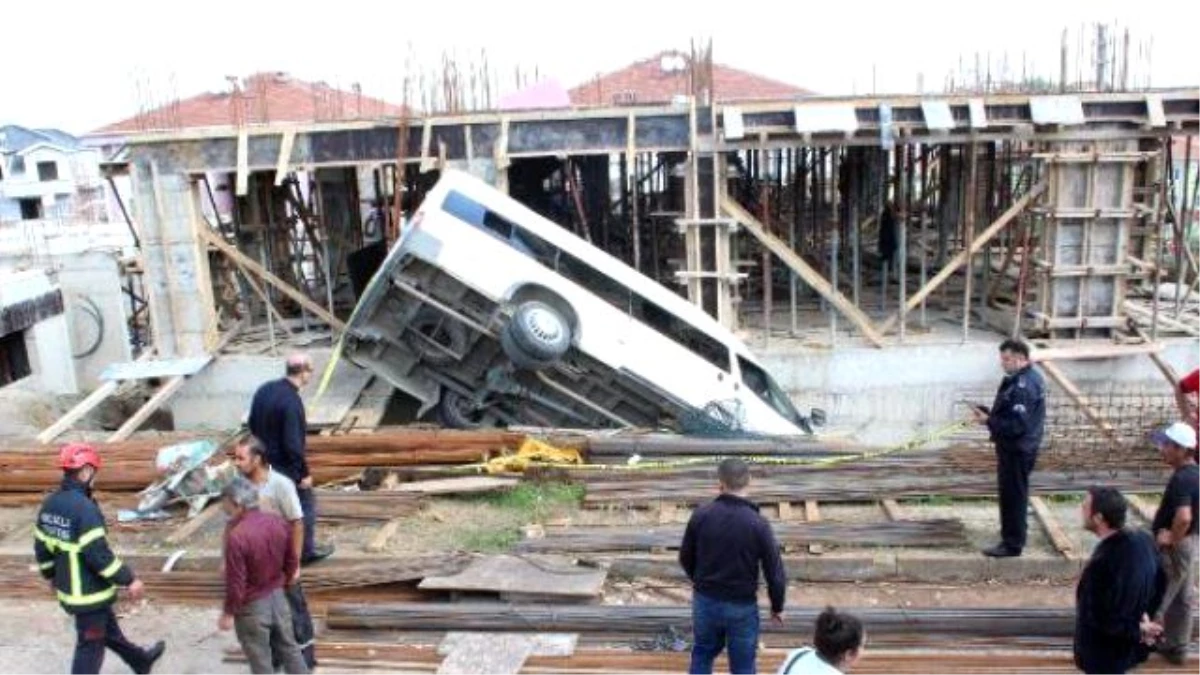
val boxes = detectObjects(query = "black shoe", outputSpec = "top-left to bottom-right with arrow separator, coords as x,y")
301,543 -> 335,566
982,544 -> 1021,558
138,641 -> 165,674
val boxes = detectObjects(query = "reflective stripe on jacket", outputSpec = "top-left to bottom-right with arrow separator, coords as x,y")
33,476 -> 134,614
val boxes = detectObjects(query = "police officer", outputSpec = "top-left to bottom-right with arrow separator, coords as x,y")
971,339 -> 1046,558
34,443 -> 166,674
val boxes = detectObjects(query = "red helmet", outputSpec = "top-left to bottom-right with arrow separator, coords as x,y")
59,443 -> 102,471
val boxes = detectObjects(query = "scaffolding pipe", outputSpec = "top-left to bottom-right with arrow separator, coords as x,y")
963,142 -> 979,343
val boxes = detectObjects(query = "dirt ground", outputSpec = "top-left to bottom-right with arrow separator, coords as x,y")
0,599 -> 241,674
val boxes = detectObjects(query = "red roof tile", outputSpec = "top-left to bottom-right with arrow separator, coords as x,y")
90,72 -> 409,135
569,51 -> 811,108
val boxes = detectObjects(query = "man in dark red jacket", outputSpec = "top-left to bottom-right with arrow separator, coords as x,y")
218,476 -> 309,674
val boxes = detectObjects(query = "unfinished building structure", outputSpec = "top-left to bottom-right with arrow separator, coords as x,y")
93,70 -> 1199,436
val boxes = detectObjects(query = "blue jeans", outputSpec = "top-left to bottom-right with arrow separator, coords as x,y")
297,487 -> 317,560
689,592 -> 760,674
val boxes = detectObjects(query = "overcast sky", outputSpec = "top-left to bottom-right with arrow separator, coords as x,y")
6,0 -> 1197,135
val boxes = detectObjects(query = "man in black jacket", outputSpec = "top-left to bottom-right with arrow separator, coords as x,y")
34,443 -> 166,674
680,458 -> 787,674
971,339 -> 1046,557
248,352 -> 333,564
1074,486 -> 1164,674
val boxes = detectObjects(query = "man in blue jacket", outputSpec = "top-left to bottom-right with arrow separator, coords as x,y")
971,339 -> 1046,558
680,458 -> 787,674
34,443 -> 166,674
248,352 -> 333,565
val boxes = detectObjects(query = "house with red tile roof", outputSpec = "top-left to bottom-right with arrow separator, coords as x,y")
569,50 -> 812,108
89,72 -> 408,137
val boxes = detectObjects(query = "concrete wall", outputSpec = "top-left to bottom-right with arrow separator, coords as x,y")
0,269 -> 77,394
52,251 -> 133,388
171,349 -> 333,431
762,337 -> 1200,443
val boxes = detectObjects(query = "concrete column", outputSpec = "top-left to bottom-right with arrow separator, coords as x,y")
129,157 -> 218,357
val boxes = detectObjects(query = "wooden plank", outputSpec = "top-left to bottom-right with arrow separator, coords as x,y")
345,378 -> 394,433
38,381 -> 121,444
878,179 -> 1048,334
1038,360 -> 1117,439
418,555 -> 606,599
880,499 -> 904,521
437,633 -> 533,675
235,127 -> 249,196
803,500 -> 823,555
364,517 -> 405,553
721,196 -> 885,347
273,128 -> 296,186
105,376 -> 188,442
1031,342 -> 1163,362
106,320 -> 244,443
1030,496 -> 1076,560
777,501 -> 795,521
390,476 -> 519,496
200,227 -> 346,331
164,502 -> 223,546
439,633 -> 576,658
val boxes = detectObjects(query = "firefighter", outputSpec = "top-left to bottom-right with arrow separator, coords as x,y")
34,443 -> 166,674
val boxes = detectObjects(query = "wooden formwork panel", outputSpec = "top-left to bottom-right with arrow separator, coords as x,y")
1034,138 -> 1148,338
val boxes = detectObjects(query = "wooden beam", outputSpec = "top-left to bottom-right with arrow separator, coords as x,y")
878,179 -> 1047,334
36,351 -> 155,444
273,128 -> 297,186
721,196 -> 885,347
200,228 -> 346,331
803,500 -> 823,555
1031,342 -> 1162,362
164,501 -> 224,545
106,376 -> 188,442
233,260 -> 290,331
1030,496 -> 1076,560
235,127 -> 249,196
106,321 -> 245,442
1038,360 -> 1117,439
1124,320 -> 1180,386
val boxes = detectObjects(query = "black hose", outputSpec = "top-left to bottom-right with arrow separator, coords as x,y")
71,294 -> 105,359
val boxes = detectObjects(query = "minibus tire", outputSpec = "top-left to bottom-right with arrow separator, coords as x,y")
507,301 -> 571,362
501,327 -> 556,371
436,390 -> 485,429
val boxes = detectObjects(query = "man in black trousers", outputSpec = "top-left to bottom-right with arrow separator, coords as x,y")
971,338 -> 1046,558
1074,486 -> 1163,674
680,458 -> 787,674
248,352 -> 333,565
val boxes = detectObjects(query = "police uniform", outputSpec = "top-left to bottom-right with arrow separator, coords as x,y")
34,446 -> 163,674
985,364 -> 1047,555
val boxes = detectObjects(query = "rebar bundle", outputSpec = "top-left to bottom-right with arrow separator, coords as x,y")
516,520 -> 967,553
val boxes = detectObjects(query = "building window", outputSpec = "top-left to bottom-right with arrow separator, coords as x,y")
18,198 -> 42,220
11,156 -> 25,175
0,331 -> 32,387
37,161 -> 59,182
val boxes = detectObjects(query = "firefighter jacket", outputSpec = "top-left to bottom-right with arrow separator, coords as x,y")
33,476 -> 134,614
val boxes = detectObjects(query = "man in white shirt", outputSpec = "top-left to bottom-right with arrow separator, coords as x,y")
232,436 -> 316,670
778,607 -> 865,675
